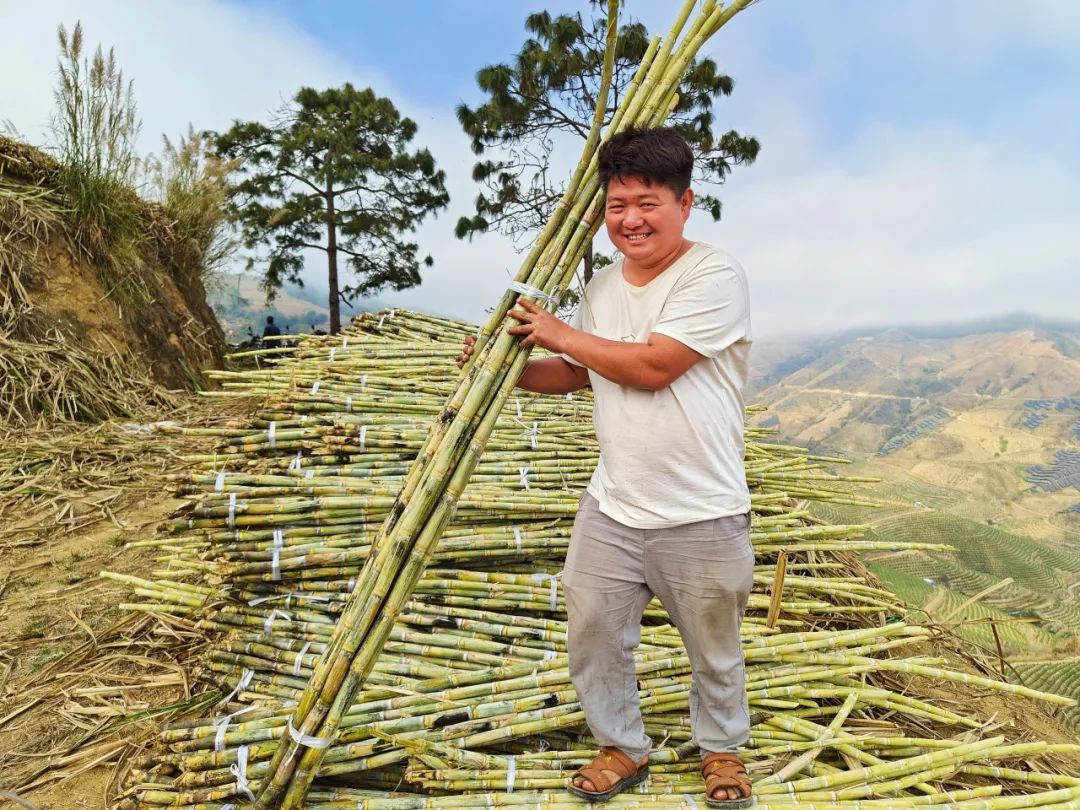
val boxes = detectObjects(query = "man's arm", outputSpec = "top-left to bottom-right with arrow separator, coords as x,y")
517,357 -> 591,394
507,298 -> 702,391
455,334 -> 589,394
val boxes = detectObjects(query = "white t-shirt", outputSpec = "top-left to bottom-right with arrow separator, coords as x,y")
564,242 -> 751,528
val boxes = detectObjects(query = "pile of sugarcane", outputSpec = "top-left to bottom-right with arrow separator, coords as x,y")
106,307 -> 1080,809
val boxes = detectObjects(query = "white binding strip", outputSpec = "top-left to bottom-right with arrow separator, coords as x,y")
329,347 -> 336,362
684,797 -> 698,809
346,576 -> 357,592
227,493 -> 237,528
215,471 -> 226,492
508,281 -> 560,306
360,374 -> 368,391
341,336 -> 348,348
359,425 -> 367,452
513,527 -> 523,553
293,640 -> 313,676
345,396 -> 352,412
311,381 -> 320,395
518,466 -> 530,490
506,755 -> 517,793
230,745 -> 255,801
289,452 -> 302,472
566,392 -> 573,401
287,719 -> 333,749
268,421 -> 276,449
532,572 -> 562,611
515,399 -> 523,418
263,608 -> 291,635
218,668 -> 254,706
305,469 -> 314,479
543,649 -> 557,661
272,529 -> 284,581
523,421 -> 540,450
213,715 -> 230,751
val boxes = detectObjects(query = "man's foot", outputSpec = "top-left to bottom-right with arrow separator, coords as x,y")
567,746 -> 650,802
702,752 -> 753,808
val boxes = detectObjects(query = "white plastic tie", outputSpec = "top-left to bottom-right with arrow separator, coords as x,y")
263,608 -> 291,635
305,469 -> 314,479
272,529 -> 284,581
287,718 -> 333,749
532,572 -> 561,611
346,576 -> 357,592
289,452 -> 302,472
506,755 -> 517,793
345,396 -> 353,413
310,381 -> 321,395
684,797 -> 698,809
523,421 -> 540,450
215,471 -> 226,492
515,399 -> 523,418
213,715 -> 230,751
329,347 -> 336,362
341,336 -> 348,348
218,668 -> 254,705
509,281 -> 560,306
221,805 -> 236,810
360,374 -> 368,391
518,466 -> 530,490
268,421 -> 277,449
359,425 -> 367,452
230,745 -> 255,801
543,649 -> 557,661
566,392 -> 573,401
513,527 -> 523,553
227,493 -> 237,528
293,640 -> 312,676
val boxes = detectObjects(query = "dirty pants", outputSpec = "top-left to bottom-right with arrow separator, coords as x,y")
562,493 -> 754,760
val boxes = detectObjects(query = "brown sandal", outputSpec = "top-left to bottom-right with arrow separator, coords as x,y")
567,746 -> 650,802
702,752 -> 753,808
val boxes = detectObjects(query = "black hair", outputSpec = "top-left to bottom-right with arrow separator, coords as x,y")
597,127 -> 694,196
266,316 -> 275,324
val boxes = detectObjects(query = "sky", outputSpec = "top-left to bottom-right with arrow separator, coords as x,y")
2,0 -> 1078,340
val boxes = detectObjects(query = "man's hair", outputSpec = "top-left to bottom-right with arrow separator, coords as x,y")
597,127 -> 694,196
266,316 -> 275,324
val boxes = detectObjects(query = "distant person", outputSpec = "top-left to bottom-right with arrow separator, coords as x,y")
262,316 -> 281,339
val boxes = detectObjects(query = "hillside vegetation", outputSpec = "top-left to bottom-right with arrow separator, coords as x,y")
753,324 -> 1080,726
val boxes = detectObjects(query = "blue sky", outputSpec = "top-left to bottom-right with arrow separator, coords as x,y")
2,1 -> 1078,339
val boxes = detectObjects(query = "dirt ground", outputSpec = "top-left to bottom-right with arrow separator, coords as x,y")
0,399 -> 232,809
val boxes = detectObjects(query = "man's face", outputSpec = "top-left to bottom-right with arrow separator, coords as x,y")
604,175 -> 693,270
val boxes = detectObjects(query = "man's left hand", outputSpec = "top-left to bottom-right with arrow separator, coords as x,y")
506,298 -> 571,352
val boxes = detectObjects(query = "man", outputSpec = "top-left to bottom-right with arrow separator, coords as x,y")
262,315 -> 282,339
459,127 -> 754,806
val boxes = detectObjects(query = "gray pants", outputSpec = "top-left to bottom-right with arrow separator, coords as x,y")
562,493 -> 754,761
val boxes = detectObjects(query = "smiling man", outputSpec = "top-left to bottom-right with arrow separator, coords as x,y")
458,127 -> 754,806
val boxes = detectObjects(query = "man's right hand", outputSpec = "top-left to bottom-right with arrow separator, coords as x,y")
456,335 -> 476,369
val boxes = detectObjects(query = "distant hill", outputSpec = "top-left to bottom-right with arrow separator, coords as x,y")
752,326 -> 1080,458
751,318 -> 1080,575
208,273 -> 392,340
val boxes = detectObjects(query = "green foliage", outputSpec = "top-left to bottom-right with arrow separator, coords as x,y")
455,5 -> 759,245
1010,658 -> 1080,731
49,21 -> 145,301
214,84 -> 449,333
144,125 -> 237,283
